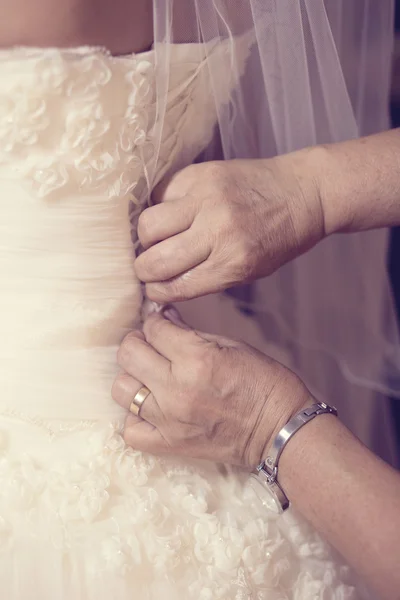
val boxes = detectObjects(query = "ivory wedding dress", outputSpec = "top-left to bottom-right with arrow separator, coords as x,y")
0,44 -> 369,599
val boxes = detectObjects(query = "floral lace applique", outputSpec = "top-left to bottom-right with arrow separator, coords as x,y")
0,51 -> 155,202
0,416 -> 360,599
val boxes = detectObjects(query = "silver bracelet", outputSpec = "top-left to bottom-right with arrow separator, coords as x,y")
250,401 -> 338,513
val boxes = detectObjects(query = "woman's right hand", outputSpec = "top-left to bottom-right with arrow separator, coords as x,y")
135,152 -> 325,303
112,309 -> 311,469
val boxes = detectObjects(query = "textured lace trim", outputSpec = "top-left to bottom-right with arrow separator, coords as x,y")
0,413 -> 360,598
0,49 -> 155,204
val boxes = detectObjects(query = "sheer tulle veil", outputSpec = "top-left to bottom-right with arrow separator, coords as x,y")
148,1 -> 400,403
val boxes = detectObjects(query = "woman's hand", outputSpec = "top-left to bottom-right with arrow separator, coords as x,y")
112,310 -> 400,600
135,154 -> 324,303
112,309 -> 310,468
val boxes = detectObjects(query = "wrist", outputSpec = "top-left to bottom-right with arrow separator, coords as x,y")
281,147 -> 327,246
291,130 -> 400,239
251,399 -> 337,514
310,143 -> 355,235
259,396 -> 314,465
276,407 -> 344,505
250,372 -> 313,469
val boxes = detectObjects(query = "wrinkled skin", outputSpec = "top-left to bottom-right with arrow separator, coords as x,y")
135,156 -> 324,303
112,309 -> 311,468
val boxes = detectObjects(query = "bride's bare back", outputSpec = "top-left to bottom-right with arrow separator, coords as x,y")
0,0 -> 153,54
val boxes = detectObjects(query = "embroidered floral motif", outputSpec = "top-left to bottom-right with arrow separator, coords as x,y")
0,44 -> 240,206
0,418 -> 360,598
0,50 -> 155,202
0,45 -> 364,598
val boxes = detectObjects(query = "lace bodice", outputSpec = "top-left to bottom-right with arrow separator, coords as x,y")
0,43 -> 237,200
0,44 -> 368,600
0,43 -> 247,420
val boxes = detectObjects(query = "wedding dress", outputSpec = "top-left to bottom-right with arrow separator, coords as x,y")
0,44 -> 372,599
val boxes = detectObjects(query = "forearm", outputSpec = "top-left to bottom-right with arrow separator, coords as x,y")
307,128 -> 400,235
277,410 -> 400,600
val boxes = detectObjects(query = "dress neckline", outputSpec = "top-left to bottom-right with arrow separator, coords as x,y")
0,44 -> 155,62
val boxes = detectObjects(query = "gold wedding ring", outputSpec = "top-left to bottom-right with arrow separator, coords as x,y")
129,386 -> 151,417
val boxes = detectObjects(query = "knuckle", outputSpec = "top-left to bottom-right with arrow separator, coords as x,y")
133,254 -> 147,279
190,164 -> 230,206
137,210 -> 154,246
124,330 -> 142,345
180,162 -> 200,181
213,200 -> 242,237
186,352 -> 211,386
154,165 -> 197,203
203,161 -> 227,184
151,253 -> 171,281
136,250 -> 168,282
117,333 -> 139,364
111,372 -> 128,403
223,198 -> 244,226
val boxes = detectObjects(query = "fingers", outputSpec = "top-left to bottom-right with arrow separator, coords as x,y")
137,199 -> 196,250
145,258 -> 229,303
112,370 -> 166,428
135,228 -> 211,283
112,371 -> 145,412
139,164 -> 207,249
151,167 -> 196,205
143,311 -> 204,361
117,331 -> 170,386
123,416 -> 171,455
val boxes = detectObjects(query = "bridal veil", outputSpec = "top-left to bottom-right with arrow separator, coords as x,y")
148,2 -> 399,411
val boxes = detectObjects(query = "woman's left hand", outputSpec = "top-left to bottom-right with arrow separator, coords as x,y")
112,309 -> 310,468
134,157 -> 324,303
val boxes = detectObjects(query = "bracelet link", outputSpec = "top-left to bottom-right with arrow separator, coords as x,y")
256,462 -> 277,484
